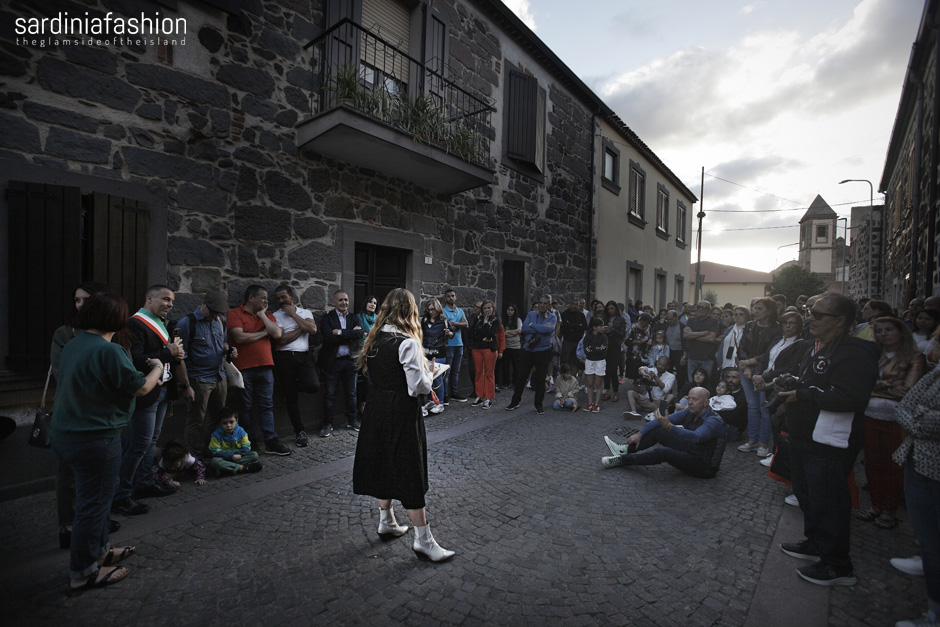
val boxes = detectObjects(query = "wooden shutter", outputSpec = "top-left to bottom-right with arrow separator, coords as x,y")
506,69 -> 537,162
325,0 -> 362,76
88,193 -> 150,308
424,8 -> 449,100
6,182 -> 82,372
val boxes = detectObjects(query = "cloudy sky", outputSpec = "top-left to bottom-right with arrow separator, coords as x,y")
502,0 -> 924,271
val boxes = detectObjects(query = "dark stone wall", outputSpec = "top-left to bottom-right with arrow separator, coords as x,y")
0,0 -> 593,316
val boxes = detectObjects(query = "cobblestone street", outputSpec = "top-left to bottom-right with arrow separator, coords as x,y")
0,391 -> 925,626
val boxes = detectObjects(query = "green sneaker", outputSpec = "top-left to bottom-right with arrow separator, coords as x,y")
601,455 -> 624,468
604,436 -> 628,456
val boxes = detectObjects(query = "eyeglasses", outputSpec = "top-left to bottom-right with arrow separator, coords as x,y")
809,309 -> 840,320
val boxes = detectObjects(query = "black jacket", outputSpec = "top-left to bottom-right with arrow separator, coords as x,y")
317,310 -> 363,370
128,315 -> 179,409
787,335 -> 880,449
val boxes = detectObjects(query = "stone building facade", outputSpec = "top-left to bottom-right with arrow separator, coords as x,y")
879,0 -> 939,308
0,0 -> 690,406
847,204 -> 886,301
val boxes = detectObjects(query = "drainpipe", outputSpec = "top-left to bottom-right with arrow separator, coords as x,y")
587,112 -> 597,301
910,72 -> 924,297
930,10 -> 940,292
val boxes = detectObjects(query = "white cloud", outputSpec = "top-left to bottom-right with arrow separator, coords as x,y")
502,0 -> 537,31
593,0 -> 920,270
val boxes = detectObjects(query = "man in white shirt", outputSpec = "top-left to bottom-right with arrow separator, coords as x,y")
273,285 -> 319,447
623,356 -> 676,420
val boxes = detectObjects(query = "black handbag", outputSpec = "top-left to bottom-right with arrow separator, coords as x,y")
28,366 -> 53,449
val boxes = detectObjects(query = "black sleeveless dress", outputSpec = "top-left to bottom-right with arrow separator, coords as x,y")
353,332 -> 428,509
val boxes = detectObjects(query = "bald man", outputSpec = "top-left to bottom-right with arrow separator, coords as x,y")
601,387 -> 727,478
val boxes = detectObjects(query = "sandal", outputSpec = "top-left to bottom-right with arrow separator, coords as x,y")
98,546 -> 135,567
854,507 -> 881,522
874,513 -> 899,529
68,566 -> 130,594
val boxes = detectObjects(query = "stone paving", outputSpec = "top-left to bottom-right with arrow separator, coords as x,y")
0,389 -> 927,626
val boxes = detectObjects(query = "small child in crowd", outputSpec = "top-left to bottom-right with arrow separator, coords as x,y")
552,364 -> 580,412
208,407 -> 263,476
582,318 -> 609,413
708,380 -> 737,413
645,331 -> 670,368
155,439 -> 207,487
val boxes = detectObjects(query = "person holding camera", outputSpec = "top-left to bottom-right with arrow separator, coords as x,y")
623,356 -> 676,420
506,295 -> 556,414
776,294 -> 880,587
601,387 -> 727,478
175,290 -> 236,457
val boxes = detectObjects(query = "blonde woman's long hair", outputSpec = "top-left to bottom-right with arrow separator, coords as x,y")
357,288 -> 425,373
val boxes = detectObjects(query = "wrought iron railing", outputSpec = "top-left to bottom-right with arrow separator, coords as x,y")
304,19 -> 494,168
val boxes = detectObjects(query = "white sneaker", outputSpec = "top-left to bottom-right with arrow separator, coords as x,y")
785,494 -> 799,507
890,556 -> 924,576
738,442 -> 759,452
429,403 -> 444,415
644,412 -> 656,422
756,446 -> 771,458
760,455 -> 773,468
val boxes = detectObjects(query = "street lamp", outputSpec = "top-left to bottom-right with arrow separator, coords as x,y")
838,179 -> 873,297
774,242 -> 799,274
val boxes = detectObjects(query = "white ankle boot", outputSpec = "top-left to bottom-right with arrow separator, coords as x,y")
412,524 -> 455,562
377,507 -> 408,538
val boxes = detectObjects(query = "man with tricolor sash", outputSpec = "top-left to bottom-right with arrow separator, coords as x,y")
113,285 -> 186,516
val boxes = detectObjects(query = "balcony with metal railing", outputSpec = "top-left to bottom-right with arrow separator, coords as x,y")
299,19 -> 496,194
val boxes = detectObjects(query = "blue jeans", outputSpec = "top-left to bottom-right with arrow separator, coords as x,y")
740,370 -> 771,445
553,398 -> 576,410
445,346 -> 463,398
905,461 -> 940,616
431,357 -> 447,402
240,366 -> 277,443
322,357 -> 357,426
53,437 -> 121,579
116,386 -> 168,501
789,437 -> 857,571
687,359 -> 715,381
619,425 -> 716,478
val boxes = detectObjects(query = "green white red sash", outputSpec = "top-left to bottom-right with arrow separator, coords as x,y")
132,308 -> 169,345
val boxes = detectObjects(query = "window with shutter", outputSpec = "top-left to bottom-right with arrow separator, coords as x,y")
627,160 -> 646,228
503,68 -> 546,178
4,182 -> 150,373
656,184 -> 669,238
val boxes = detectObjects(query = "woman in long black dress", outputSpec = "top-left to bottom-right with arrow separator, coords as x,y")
353,288 -> 454,562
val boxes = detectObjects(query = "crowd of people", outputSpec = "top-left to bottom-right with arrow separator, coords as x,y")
46,281 -> 940,625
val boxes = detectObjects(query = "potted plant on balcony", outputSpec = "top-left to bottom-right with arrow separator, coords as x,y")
327,65 -> 381,116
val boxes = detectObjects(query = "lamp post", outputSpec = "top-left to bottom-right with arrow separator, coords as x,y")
837,216 -> 847,295
694,167 -> 705,303
839,179 -> 873,296
774,242 -> 800,274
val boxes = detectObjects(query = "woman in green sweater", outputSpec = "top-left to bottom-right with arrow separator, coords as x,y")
51,292 -> 164,592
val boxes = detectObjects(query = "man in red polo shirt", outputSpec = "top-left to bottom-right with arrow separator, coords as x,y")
227,285 -> 290,455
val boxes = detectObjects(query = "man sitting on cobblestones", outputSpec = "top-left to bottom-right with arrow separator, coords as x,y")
601,387 -> 727,478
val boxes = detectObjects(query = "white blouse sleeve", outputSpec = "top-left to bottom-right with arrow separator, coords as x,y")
399,337 -> 433,397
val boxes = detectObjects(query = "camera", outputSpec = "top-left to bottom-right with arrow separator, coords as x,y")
763,374 -> 800,414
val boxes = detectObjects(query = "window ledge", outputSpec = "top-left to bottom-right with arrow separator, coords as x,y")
675,239 -> 687,250
602,178 -> 620,195
656,228 -> 670,241
628,213 -> 646,229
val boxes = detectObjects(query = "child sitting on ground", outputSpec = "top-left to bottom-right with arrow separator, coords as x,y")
552,364 -> 580,412
708,380 -> 737,413
155,439 -> 207,487
208,407 -> 263,476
